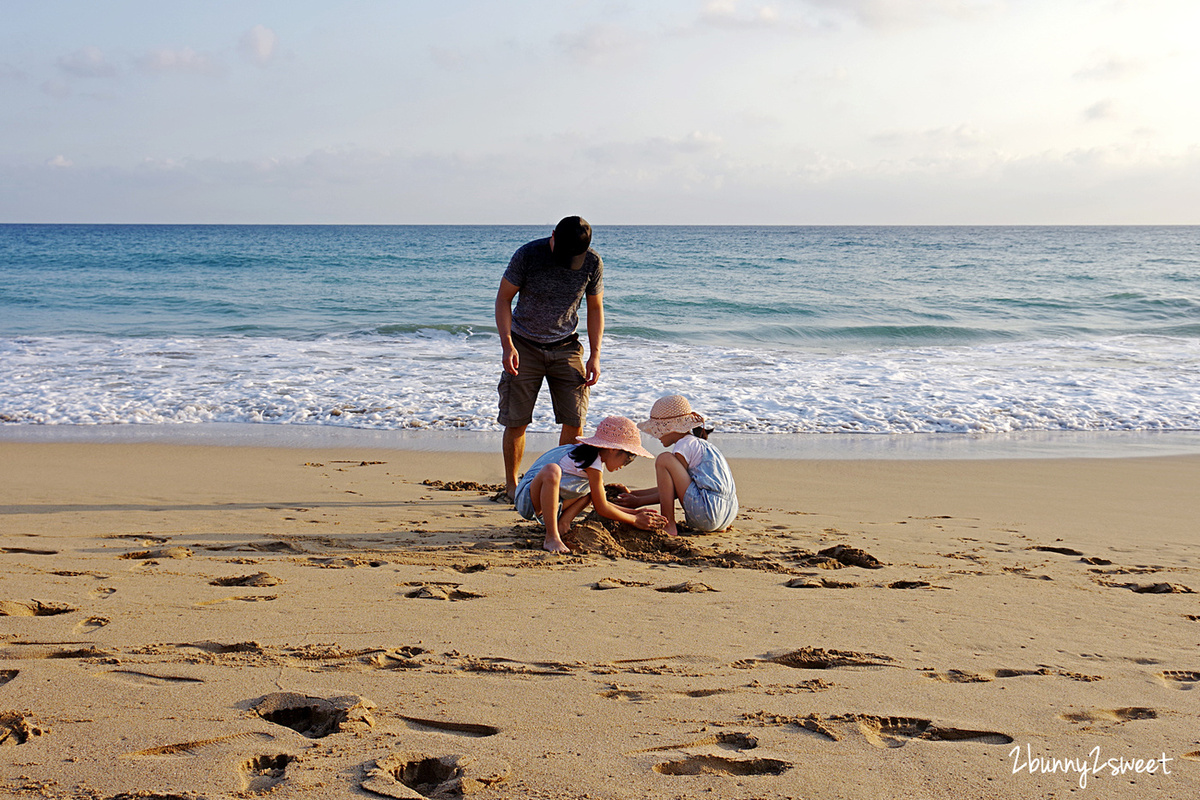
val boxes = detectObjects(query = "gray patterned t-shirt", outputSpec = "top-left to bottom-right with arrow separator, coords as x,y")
503,237 -> 604,344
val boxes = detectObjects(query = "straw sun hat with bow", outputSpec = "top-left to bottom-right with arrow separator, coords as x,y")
636,395 -> 706,439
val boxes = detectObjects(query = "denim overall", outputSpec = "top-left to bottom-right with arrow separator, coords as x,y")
514,444 -> 593,522
680,439 -> 739,531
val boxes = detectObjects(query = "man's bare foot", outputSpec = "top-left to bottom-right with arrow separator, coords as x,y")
544,535 -> 570,554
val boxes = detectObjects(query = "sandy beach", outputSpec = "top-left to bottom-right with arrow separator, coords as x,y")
1,440 -> 1198,799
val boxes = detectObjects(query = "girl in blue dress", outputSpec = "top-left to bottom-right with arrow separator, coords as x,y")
617,395 -> 739,536
514,415 -> 665,553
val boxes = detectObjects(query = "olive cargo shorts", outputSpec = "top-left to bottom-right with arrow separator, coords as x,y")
497,336 -> 589,428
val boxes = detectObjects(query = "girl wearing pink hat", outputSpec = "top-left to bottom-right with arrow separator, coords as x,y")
617,395 -> 739,536
514,415 -> 666,553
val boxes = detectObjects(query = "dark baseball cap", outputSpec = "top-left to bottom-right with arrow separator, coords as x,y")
552,216 -> 592,269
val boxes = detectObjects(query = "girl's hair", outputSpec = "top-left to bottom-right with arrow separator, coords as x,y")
568,443 -> 601,468
691,425 -> 713,440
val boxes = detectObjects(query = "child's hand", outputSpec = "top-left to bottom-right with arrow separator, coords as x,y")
604,483 -> 629,501
614,492 -> 638,508
633,509 -> 666,531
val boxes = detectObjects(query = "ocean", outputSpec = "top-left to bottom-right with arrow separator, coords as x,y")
2,224 -> 1199,458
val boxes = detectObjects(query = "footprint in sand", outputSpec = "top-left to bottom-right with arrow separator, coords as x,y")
1159,670 -> 1200,689
104,670 -> 204,686
593,577 -> 652,590
600,686 -> 734,703
308,556 -> 387,568
124,731 -> 273,757
656,581 -> 716,593
0,644 -> 108,660
362,752 -> 510,798
0,711 -> 45,746
653,754 -> 791,776
766,647 -> 895,670
0,669 -> 17,686
179,640 -> 263,655
209,572 -> 282,587
855,716 -> 1013,748
631,731 -> 757,753
0,600 -> 75,617
785,577 -> 858,589
240,754 -> 296,793
359,647 -> 430,671
403,583 -> 483,601
924,667 -> 1102,683
0,547 -> 58,556
748,712 -> 1012,748
1059,707 -> 1157,724
397,714 -> 500,737
196,595 -> 278,606
73,615 -> 109,634
1027,545 -> 1085,556
119,546 -> 192,560
252,692 -> 375,739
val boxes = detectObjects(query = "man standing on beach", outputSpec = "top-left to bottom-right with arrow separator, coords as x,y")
495,216 -> 604,501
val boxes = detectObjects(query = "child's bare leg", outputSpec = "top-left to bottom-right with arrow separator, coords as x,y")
556,495 -> 592,538
532,465 -> 570,553
655,452 -> 692,537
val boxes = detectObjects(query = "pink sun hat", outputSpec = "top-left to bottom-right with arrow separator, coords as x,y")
576,416 -> 654,459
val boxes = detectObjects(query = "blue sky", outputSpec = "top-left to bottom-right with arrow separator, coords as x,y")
2,0 -> 1198,224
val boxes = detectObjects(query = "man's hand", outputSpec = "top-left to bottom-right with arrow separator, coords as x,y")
584,353 -> 601,386
502,345 -> 519,376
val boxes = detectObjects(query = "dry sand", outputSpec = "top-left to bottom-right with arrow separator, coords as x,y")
1,441 -> 1198,799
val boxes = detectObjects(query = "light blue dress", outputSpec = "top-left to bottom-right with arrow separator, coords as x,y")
514,444 -> 594,522
679,438 -> 739,531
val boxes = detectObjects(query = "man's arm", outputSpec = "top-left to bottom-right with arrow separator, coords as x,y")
584,291 -> 604,386
495,278 -> 521,376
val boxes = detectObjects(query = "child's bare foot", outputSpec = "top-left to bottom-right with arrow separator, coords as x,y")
663,521 -> 679,537
544,535 -> 570,554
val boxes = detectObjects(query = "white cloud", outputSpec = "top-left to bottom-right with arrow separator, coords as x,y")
581,131 -> 725,166
239,25 -> 278,66
870,124 -> 985,148
429,46 -> 467,70
701,1 -> 788,29
41,79 -> 71,99
4,139 -> 1199,224
57,46 -> 119,78
802,0 -> 1007,28
553,24 -> 643,65
1074,53 -> 1143,81
46,155 -> 73,168
138,47 -> 220,75
1084,99 -> 1117,121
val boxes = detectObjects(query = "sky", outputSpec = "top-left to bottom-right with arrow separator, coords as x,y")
1,0 -> 1198,224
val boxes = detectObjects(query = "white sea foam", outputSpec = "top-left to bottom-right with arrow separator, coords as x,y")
2,331 -> 1198,436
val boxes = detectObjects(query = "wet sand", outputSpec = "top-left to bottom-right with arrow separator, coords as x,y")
1,441 -> 1198,798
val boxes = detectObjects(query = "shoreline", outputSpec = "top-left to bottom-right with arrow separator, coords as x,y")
4,421 -> 1200,460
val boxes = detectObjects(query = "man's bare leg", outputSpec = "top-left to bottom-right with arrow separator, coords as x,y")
503,424 -> 527,500
559,424 -> 582,446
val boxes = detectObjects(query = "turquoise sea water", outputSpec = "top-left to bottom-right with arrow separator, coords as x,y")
2,224 -> 1199,454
